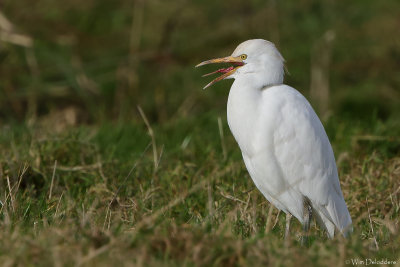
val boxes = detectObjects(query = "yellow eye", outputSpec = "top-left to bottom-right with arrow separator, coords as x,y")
240,54 -> 247,60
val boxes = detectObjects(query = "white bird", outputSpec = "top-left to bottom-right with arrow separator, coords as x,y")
196,39 -> 352,240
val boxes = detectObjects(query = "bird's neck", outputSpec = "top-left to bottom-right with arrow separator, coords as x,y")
227,78 -> 263,156
236,66 -> 284,89
227,68 -> 284,155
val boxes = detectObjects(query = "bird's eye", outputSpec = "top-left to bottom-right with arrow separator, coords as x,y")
240,54 -> 247,60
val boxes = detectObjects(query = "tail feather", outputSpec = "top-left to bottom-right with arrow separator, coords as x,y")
312,195 -> 352,238
313,207 -> 335,238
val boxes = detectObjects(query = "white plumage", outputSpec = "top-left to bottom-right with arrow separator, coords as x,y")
197,39 -> 352,238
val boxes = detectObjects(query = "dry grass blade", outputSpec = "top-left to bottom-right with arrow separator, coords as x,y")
49,160 -> 57,199
131,165 -> 234,234
265,204 -> 275,234
218,117 -> 227,161
0,12 -> 33,47
76,243 -> 113,267
366,197 -> 379,250
137,105 -> 158,169
0,11 -> 13,31
103,143 -> 151,231
219,191 -> 247,204
55,163 -> 101,172
6,176 -> 15,212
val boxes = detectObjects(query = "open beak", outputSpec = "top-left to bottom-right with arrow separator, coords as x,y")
196,56 -> 244,89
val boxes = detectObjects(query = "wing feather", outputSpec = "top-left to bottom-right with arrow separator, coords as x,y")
262,85 -> 352,236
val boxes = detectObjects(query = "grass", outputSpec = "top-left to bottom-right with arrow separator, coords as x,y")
1,0 -> 400,265
0,113 -> 399,266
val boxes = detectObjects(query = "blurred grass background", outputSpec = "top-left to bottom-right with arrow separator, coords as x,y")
2,0 -> 400,123
0,0 -> 400,266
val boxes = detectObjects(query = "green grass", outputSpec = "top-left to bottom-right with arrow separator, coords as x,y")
1,0 -> 400,265
0,114 -> 399,266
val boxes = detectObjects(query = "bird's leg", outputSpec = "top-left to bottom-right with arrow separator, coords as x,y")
301,200 -> 313,246
284,213 -> 292,240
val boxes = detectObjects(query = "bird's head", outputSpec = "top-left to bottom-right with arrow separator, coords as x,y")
196,39 -> 285,89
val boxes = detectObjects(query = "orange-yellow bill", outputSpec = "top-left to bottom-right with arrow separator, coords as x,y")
196,56 -> 244,89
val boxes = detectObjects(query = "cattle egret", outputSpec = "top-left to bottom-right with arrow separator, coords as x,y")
196,39 -> 352,240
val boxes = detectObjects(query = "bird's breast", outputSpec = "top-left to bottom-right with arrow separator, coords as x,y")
227,81 -> 271,156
